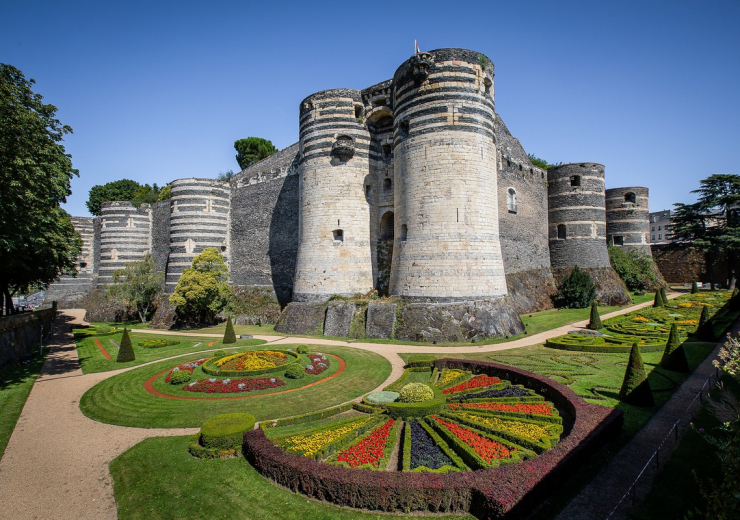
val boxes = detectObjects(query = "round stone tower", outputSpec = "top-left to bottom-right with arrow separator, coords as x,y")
605,186 -> 651,255
166,178 -> 230,292
547,163 -> 610,268
389,48 -> 507,301
292,89 -> 374,301
97,201 -> 152,287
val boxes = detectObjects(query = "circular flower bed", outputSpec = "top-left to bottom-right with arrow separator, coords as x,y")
202,349 -> 299,377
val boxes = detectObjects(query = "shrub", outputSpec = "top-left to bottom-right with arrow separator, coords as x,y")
223,315 -> 236,344
139,338 -> 180,349
96,324 -> 112,335
554,266 -> 595,309
608,246 -> 662,290
116,328 -> 135,362
169,369 -> 192,384
697,305 -> 712,339
619,343 -> 654,406
407,354 -> 437,367
653,291 -> 664,308
587,300 -> 602,330
285,364 -> 305,379
199,413 -> 255,450
365,391 -> 399,404
660,322 -> 690,372
691,281 -> 699,294
297,345 -> 310,354
399,383 -> 434,403
660,287 -> 668,304
213,349 -> 227,359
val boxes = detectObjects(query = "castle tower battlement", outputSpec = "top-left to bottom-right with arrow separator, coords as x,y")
166,178 -> 230,292
292,89 -> 374,301
605,186 -> 651,255
547,163 -> 610,268
389,48 -> 507,301
97,201 -> 152,287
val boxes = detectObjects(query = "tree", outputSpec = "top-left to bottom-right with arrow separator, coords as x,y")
169,247 -> 233,324
660,287 -> 668,304
554,266 -> 596,308
653,290 -> 664,308
107,254 -> 164,323
608,246 -> 663,291
691,281 -> 699,294
234,137 -> 278,170
670,174 -> 740,290
0,64 -> 82,314
86,179 -> 140,216
587,300 -> 602,330
223,315 -> 236,344
116,327 -> 135,362
619,343 -> 654,406
527,154 -> 563,170
661,322 -> 690,372
217,170 -> 235,182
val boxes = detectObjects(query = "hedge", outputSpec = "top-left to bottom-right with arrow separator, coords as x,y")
200,413 -> 256,450
260,403 -> 353,429
406,354 -> 437,368
188,435 -> 240,459
384,386 -> 447,419
272,415 -> 383,460
139,338 -> 181,349
243,358 -> 623,518
545,334 -> 665,353
352,402 -> 384,414
202,349 -> 301,377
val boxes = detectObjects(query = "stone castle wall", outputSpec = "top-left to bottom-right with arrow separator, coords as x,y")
605,186 -> 651,254
97,201 -> 152,287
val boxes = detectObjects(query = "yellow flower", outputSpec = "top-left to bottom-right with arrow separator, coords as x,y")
439,369 -> 465,385
281,418 -> 373,457
454,412 -> 558,442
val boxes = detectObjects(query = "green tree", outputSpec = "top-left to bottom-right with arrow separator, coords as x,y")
0,64 -> 82,314
670,174 -> 740,289
587,300 -> 602,330
554,266 -> 596,309
223,315 -> 236,344
156,184 -> 171,201
107,254 -> 164,323
116,327 -> 135,362
691,281 -> 699,294
234,137 -> 278,170
619,343 -> 654,406
527,153 -> 563,170
608,246 -> 663,291
169,248 -> 233,324
661,322 -> 690,372
653,290 -> 664,308
86,179 -> 141,216
216,170 -> 235,182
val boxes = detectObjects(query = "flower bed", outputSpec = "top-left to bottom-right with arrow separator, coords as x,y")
405,419 -> 464,472
431,415 -> 515,465
182,376 -> 285,394
334,419 -> 396,468
442,374 -> 502,395
277,417 -> 376,458
164,359 -> 206,383
305,353 -> 329,375
202,349 -> 300,377
448,385 -> 533,401
449,401 -> 554,416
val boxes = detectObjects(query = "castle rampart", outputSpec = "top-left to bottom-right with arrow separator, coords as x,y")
97,201 -> 152,287
605,186 -> 651,254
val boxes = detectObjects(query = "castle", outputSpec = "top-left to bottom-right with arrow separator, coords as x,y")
48,48 -> 651,340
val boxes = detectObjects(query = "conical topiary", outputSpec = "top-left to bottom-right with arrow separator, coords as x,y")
223,315 -> 236,344
653,290 -> 664,308
660,322 -> 690,372
697,305 -> 713,340
587,300 -> 602,330
660,287 -> 668,305
116,327 -> 135,362
691,281 -> 699,294
619,343 -> 654,406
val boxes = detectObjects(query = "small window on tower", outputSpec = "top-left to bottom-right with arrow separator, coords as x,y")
571,175 -> 581,187
557,224 -> 566,240
624,192 -> 636,204
383,178 -> 392,192
613,236 -> 624,246
400,224 -> 408,241
507,187 -> 517,213
333,229 -> 344,243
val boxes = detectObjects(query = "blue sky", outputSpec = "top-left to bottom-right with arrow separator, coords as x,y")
2,0 -> 738,217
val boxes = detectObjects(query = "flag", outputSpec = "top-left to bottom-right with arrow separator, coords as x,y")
415,40 -> 420,54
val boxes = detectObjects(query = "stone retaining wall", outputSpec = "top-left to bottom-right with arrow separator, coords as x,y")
0,306 -> 56,368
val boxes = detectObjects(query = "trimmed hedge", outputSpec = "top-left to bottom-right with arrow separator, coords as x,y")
284,364 -> 305,379
168,370 -> 192,384
139,338 -> 181,349
352,402 -> 384,414
384,386 -> 447,419
242,358 -> 623,518
188,434 -> 240,459
398,383 -> 434,403
545,334 -> 665,353
116,328 -> 135,362
260,403 -> 354,429
200,413 -> 256,450
406,354 -> 437,368
201,349 -> 300,377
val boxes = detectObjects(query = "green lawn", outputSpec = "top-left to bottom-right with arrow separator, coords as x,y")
0,350 -> 47,460
80,344 -> 391,428
75,330 -> 266,373
110,436 -> 472,520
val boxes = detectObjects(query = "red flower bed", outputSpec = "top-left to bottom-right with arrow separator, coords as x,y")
336,419 -> 395,468
443,375 -> 502,394
449,402 -> 554,415
164,359 -> 206,383
183,376 -> 285,393
305,353 -> 330,375
432,416 -> 513,462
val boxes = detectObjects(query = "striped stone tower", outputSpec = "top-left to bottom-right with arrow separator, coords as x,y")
605,187 -> 651,255
43,217 -> 96,301
292,89 -> 374,301
165,178 -> 230,292
389,48 -> 507,300
97,201 -> 152,287
547,163 -> 610,268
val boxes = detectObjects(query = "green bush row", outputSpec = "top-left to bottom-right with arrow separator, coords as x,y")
201,349 -> 301,377
383,366 -> 434,392
406,354 -> 437,368
260,403 -> 353,429
200,413 -> 256,450
188,435 -> 240,459
545,336 -> 665,354
139,338 -> 180,349
401,419 -> 466,473
384,386 -> 446,419
450,406 -> 562,425
428,367 -> 439,385
352,402 -> 385,414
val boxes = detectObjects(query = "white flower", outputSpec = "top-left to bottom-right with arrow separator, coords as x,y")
209,378 -> 217,383
238,383 -> 245,389
188,382 -> 196,387
223,379 -> 231,384
270,378 -> 276,382
172,367 -> 180,372
306,364 -> 314,370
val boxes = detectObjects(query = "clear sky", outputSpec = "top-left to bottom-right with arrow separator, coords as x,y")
2,0 -> 738,217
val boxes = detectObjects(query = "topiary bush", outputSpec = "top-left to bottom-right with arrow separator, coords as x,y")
691,281 -> 699,294
116,327 -> 135,362
660,287 -> 668,304
285,364 -> 305,379
619,343 -> 654,406
223,315 -> 236,344
297,345 -> 310,354
697,305 -> 711,339
169,369 -> 192,384
190,413 -> 256,458
212,349 -> 227,359
554,266 -> 596,309
365,391 -> 400,404
661,322 -> 690,372
398,383 -> 434,403
587,300 -> 602,330
653,291 -> 664,308
139,338 -> 180,349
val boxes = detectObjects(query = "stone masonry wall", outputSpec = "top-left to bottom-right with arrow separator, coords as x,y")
0,307 -> 55,368
150,200 -> 171,280
605,186 -> 651,255
97,201 -> 152,287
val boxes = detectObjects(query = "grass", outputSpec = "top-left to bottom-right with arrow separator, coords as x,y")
80,344 -> 391,428
75,330 -> 266,373
0,350 -> 47,461
110,436 -> 473,520
631,375 -> 739,520
87,320 -> 280,336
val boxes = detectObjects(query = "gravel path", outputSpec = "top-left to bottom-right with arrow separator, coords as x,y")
0,293 -> 693,519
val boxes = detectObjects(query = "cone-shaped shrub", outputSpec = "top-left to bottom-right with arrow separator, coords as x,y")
653,291 -> 664,308
116,327 -> 135,362
697,305 -> 713,340
660,287 -> 668,305
223,315 -> 236,344
661,322 -> 690,372
619,343 -> 654,406
691,281 -> 699,294
587,300 -> 602,330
